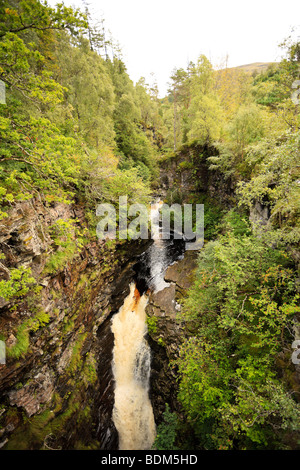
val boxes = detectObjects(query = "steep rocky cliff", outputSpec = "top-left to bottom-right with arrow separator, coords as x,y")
0,198 -> 150,450
157,142 -> 235,207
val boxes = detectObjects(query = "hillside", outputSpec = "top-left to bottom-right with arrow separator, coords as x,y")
227,61 -> 278,74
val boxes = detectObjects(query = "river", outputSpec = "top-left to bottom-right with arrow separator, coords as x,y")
110,200 -> 185,450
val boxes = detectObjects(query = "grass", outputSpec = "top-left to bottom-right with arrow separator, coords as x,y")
66,331 -> 87,376
44,242 -> 78,275
7,310 -> 50,359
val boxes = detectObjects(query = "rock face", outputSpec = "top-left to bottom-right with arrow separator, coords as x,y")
146,251 -> 198,423
8,366 -> 54,417
0,142 -> 244,450
157,142 -> 235,207
0,197 -> 150,450
249,200 -> 270,230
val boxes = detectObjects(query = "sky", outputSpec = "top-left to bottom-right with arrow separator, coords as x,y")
50,0 -> 300,97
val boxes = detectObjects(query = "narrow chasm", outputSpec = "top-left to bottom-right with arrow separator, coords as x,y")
110,200 -> 186,450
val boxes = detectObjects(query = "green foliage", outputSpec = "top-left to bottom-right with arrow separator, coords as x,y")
82,352 -> 98,387
0,266 -> 37,301
0,104 -> 83,203
162,56 -> 226,150
44,241 -> 77,275
1,2 -> 300,452
237,130 -> 300,245
42,217 -> 88,274
52,33 -> 116,149
0,2 -> 158,384
0,0 -> 156,224
226,104 -> 267,152
153,404 -> 179,450
203,203 -> 224,240
162,38 -> 300,450
0,0 -> 87,39
101,167 -> 151,205
146,315 -> 158,335
187,93 -> 225,144
67,331 -> 87,377
207,104 -> 271,180
218,209 -> 251,237
252,65 -> 290,107
7,310 -> 50,359
176,233 -> 300,449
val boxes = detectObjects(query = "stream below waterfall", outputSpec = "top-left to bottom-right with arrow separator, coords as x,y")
110,201 -> 186,450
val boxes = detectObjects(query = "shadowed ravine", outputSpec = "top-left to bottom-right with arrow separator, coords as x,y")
110,201 -> 185,450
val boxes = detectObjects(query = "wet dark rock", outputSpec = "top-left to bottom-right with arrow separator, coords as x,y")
0,198 -> 151,450
8,366 -> 54,417
94,316 -> 118,450
249,200 -> 270,229
158,143 -> 234,206
146,247 -> 198,424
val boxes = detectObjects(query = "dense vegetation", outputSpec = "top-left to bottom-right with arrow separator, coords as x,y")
1,0 -> 300,451
161,39 -> 300,450
0,0 -> 161,222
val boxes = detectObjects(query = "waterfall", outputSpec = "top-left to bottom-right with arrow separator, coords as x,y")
110,199 -> 184,450
111,284 -> 156,450
148,200 -> 170,293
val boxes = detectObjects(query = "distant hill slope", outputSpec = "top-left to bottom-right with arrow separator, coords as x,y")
226,62 -> 278,74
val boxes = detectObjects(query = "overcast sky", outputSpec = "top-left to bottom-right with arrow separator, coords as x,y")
51,0 -> 300,96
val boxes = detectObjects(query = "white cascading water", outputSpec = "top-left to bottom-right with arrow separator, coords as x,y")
111,284 -> 156,450
111,200 -> 166,450
148,200 -> 170,292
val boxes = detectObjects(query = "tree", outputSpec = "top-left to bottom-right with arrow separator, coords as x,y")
187,93 -> 225,144
184,56 -> 225,145
176,232 -> 300,449
168,67 -> 189,150
0,0 -> 154,212
214,65 -> 252,117
153,404 -> 178,450
0,0 -> 87,38
52,33 -> 116,149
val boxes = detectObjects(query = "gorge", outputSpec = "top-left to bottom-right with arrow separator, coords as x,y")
0,183 -> 195,450
1,0 -> 300,451
110,199 -> 188,450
